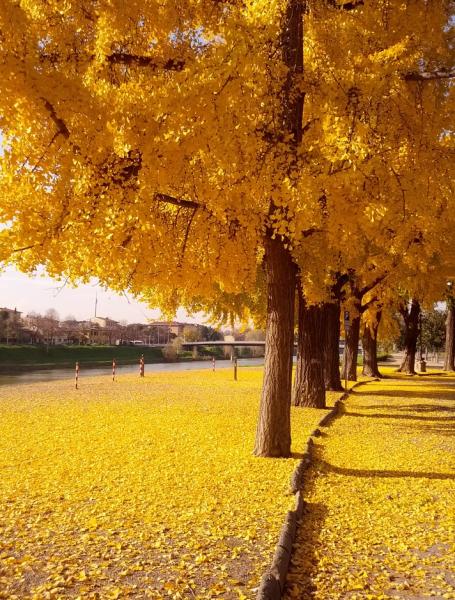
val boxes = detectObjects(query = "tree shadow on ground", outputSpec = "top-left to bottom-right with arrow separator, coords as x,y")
291,452 -> 305,459
284,443 -> 328,600
316,459 -> 454,480
283,501 -> 328,600
343,411 -> 455,422
356,403 -> 454,413
392,422 -> 455,437
354,387 -> 455,400
284,382 -> 455,597
379,374 -> 455,383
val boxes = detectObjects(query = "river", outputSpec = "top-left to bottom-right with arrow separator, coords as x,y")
0,358 -> 267,387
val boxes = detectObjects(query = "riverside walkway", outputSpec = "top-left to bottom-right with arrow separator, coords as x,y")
284,374 -> 455,600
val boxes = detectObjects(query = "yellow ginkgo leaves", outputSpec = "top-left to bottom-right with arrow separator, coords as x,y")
285,372 -> 455,600
0,369 -> 335,599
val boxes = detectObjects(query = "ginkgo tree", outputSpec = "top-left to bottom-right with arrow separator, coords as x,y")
0,0 -> 454,457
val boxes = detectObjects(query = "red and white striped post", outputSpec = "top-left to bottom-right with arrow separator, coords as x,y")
112,359 -> 116,382
139,354 -> 145,378
212,356 -> 216,371
75,361 -> 79,389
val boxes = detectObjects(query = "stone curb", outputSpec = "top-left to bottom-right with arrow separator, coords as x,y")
256,378 -> 378,600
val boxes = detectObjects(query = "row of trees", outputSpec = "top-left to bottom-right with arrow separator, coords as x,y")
0,308 -> 63,344
0,309 -> 22,343
0,0 -> 454,456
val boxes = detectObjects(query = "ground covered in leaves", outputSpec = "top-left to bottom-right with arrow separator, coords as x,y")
0,368 -> 337,599
285,373 -> 455,600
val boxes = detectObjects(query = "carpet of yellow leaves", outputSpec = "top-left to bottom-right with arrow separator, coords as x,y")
0,368 -> 337,599
285,373 -> 455,600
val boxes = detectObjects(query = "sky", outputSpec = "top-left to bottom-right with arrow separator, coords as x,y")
0,133 -> 202,326
0,266 -> 201,324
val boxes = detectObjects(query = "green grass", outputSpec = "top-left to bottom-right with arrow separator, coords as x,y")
0,344 -> 164,369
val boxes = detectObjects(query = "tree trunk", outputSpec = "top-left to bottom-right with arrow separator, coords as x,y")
362,310 -> 382,377
398,299 -> 420,375
444,300 -> 455,371
323,301 -> 343,391
293,289 -> 326,408
254,0 -> 303,457
341,305 -> 361,382
254,235 -> 296,457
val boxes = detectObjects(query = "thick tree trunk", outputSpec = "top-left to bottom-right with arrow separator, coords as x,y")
254,236 -> 296,457
323,301 -> 343,391
341,306 -> 361,382
444,301 -> 455,371
254,0 -> 303,457
293,289 -> 326,408
362,311 -> 382,377
397,299 -> 420,375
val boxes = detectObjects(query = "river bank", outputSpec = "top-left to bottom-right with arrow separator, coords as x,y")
0,357 -> 264,387
0,344 -> 225,373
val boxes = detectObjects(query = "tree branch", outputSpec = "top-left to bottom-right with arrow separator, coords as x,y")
41,98 -> 81,153
360,296 -> 378,314
40,51 -> 186,72
332,272 -> 349,299
106,53 -> 185,71
326,0 -> 364,10
178,207 -> 198,267
360,273 -> 388,297
154,192 -> 243,240
12,244 -> 37,253
404,68 -> 455,82
302,227 -> 322,238
398,302 -> 410,322
154,193 -> 201,210
41,98 -> 70,139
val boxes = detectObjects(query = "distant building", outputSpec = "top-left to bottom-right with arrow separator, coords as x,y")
86,317 -> 122,345
0,307 -> 22,319
22,312 -> 63,345
147,321 -> 187,344
169,321 -> 187,338
148,322 -> 172,344
0,308 -> 212,347
90,316 -> 120,329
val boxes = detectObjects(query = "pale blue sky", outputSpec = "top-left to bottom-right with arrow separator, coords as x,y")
0,266 -> 199,324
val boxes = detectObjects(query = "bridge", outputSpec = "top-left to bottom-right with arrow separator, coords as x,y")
137,340 -> 270,349
180,340 -> 279,359
181,340 -> 269,348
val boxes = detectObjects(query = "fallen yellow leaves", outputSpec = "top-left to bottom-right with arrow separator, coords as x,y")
0,369 -> 335,599
285,373 -> 455,600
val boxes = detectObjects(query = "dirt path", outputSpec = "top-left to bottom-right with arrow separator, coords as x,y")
284,375 -> 455,600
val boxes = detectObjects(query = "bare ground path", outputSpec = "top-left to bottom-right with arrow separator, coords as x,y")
284,375 -> 455,600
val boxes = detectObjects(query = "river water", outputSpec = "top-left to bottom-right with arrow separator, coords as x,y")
0,358 -> 267,387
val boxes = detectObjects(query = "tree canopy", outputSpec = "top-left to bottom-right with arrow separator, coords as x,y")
1,1 -> 453,293
0,0 -> 454,455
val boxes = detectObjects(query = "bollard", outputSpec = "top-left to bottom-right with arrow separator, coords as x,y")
112,359 -> 116,382
75,361 -> 79,390
139,354 -> 145,377
234,357 -> 238,381
212,356 -> 216,371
